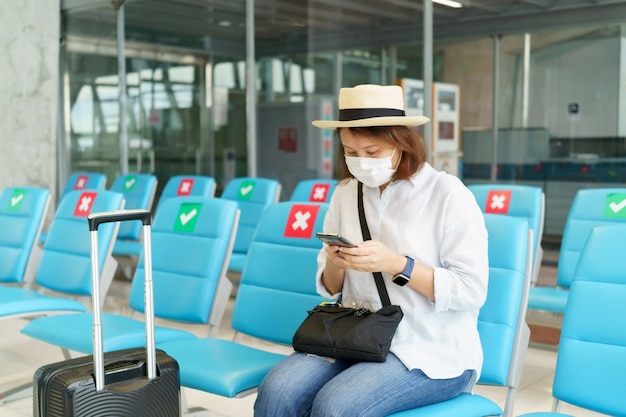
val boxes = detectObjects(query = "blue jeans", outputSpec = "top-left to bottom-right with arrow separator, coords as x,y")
254,352 -> 472,417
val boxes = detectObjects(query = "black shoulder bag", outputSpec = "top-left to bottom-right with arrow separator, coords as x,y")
292,182 -> 404,362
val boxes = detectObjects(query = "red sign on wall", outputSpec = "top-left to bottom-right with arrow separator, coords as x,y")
278,127 -> 298,153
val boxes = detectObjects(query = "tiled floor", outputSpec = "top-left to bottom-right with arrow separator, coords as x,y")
0,263 -> 606,417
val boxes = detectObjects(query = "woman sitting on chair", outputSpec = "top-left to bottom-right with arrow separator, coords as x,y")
254,84 -> 489,417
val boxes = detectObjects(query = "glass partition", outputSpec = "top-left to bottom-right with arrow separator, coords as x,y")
65,39 -> 211,199
61,1 -> 625,235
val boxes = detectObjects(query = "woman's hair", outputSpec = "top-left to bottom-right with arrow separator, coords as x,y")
335,126 -> 427,182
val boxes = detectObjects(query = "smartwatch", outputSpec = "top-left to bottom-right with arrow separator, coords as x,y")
392,256 -> 414,286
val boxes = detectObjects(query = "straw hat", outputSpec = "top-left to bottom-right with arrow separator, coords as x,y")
312,84 -> 430,129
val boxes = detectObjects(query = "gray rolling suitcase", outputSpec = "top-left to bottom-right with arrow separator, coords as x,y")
33,209 -> 181,417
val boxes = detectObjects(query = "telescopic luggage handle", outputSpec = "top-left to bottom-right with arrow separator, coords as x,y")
88,209 -> 152,231
87,209 -> 155,391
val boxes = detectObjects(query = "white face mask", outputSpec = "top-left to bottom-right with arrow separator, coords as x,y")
345,148 -> 397,188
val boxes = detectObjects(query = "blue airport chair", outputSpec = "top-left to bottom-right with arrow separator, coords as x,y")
468,184 -> 544,286
0,189 -> 123,319
517,224 -> 626,417
0,187 -> 50,287
113,174 -> 212,260
110,173 -> 158,258
39,171 -> 108,244
155,175 -> 216,211
528,187 -> 626,314
111,173 -> 158,242
220,177 -> 281,272
158,201 -> 329,399
0,189 -> 123,406
388,214 -> 532,417
289,178 -> 338,203
22,196 -> 240,356
58,171 -> 108,203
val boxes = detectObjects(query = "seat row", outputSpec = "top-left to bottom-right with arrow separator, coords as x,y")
0,174 -> 334,407
469,183 -> 626,321
0,173 -> 338,295
36,172 -> 338,273
20,175 -> 625,323
0,188 -> 331,410
2,179 -> 625,416
0,185 -> 530,416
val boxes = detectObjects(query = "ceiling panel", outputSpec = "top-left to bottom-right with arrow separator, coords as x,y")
62,0 -> 626,57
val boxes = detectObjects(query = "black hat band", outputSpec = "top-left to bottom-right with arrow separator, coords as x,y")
339,108 -> 405,121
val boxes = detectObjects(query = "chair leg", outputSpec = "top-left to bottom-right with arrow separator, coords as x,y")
62,348 -> 72,360
181,388 -> 212,416
182,406 -> 212,417
0,381 -> 31,406
502,386 -> 518,417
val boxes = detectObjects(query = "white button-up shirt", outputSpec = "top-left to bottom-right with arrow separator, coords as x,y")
316,163 -> 489,389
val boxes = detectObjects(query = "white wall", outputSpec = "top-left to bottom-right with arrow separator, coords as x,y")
0,0 -> 60,198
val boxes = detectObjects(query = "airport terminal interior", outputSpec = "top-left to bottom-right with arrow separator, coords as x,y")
1,0 -> 626,416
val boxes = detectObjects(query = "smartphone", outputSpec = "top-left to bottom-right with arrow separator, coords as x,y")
316,232 -> 357,248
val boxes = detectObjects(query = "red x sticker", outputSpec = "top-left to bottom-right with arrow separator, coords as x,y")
284,204 -> 320,238
485,190 -> 512,214
308,183 -> 331,202
74,192 -> 97,217
74,175 -> 88,190
177,178 -> 195,196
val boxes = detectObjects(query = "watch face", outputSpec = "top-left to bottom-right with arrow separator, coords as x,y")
393,274 -> 410,286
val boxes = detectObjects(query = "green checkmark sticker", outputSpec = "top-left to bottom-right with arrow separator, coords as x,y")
237,181 -> 256,200
604,193 -> 626,219
123,175 -> 137,191
173,203 -> 203,232
7,189 -> 27,212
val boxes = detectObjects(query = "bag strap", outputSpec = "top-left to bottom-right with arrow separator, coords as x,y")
357,182 -> 392,307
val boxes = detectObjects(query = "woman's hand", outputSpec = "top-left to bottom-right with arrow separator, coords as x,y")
332,240 -> 406,276
321,244 -> 348,295
328,241 -> 435,300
